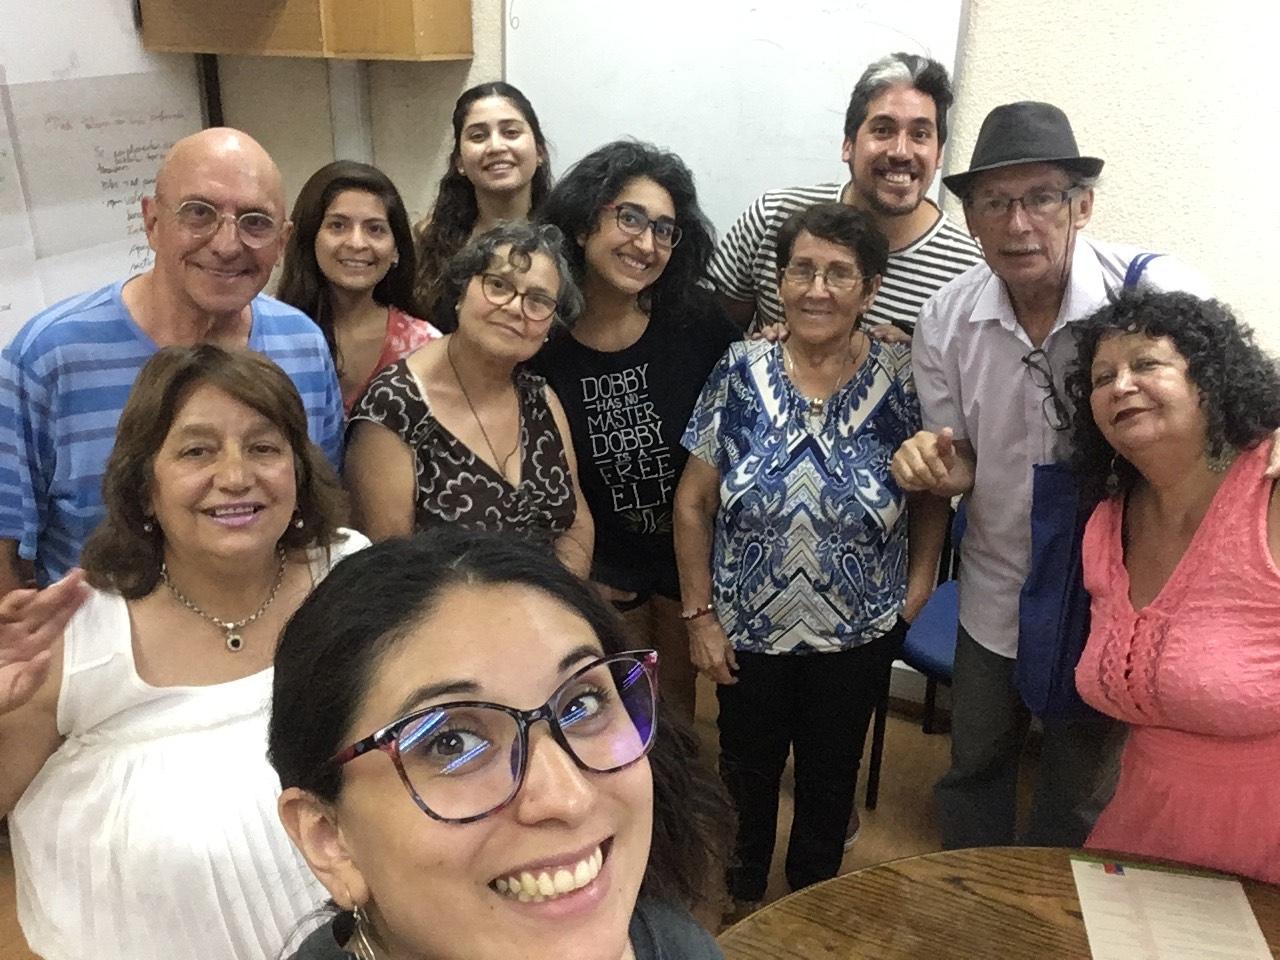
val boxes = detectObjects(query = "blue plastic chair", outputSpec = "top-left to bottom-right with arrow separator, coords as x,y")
901,581 -> 958,735
864,504 -> 964,810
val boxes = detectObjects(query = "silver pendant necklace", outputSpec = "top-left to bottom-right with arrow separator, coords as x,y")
161,550 -> 287,652
447,336 -> 521,478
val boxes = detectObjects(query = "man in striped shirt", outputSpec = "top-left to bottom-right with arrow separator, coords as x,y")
0,128 -> 343,592
707,53 -> 981,335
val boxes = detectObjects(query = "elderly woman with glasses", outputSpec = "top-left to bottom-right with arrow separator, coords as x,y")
343,221 -> 594,575
271,531 -> 730,960
532,140 -> 740,721
0,345 -> 366,960
674,202 -> 940,915
1066,290 -> 1280,883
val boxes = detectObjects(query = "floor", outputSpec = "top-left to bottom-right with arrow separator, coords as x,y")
0,676 -> 997,957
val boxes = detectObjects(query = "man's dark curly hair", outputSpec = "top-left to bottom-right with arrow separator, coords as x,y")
537,140 -> 716,318
1065,289 -> 1280,503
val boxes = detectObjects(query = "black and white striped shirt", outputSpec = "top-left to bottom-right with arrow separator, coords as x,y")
706,181 -> 982,333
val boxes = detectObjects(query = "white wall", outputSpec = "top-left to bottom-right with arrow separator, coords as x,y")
945,0 -> 1280,349
216,0 -> 1277,350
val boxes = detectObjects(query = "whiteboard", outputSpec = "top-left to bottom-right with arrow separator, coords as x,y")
0,0 -> 202,344
505,0 -> 967,234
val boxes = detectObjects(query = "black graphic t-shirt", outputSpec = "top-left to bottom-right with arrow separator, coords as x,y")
534,292 -> 740,595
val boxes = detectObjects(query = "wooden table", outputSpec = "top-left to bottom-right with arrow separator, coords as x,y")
718,847 -> 1280,959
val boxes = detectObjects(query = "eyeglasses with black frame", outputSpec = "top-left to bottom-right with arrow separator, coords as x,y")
1022,348 -> 1072,431
968,185 -> 1083,224
478,272 -> 560,322
329,649 -> 659,824
165,199 -> 282,249
602,203 -> 682,249
781,262 -> 865,292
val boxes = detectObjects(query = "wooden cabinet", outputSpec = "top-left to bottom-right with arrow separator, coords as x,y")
139,0 -> 472,61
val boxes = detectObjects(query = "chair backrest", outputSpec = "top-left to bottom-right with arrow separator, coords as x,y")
939,500 -> 967,583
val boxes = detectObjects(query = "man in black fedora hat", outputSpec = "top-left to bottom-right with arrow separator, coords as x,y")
890,101 -> 1208,849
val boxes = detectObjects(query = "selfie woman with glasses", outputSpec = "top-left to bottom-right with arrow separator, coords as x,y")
533,141 -> 740,721
675,203 -> 939,917
271,531 -> 730,960
278,161 -> 440,415
415,82 -> 552,332
343,221 -> 594,576
0,346 -> 366,959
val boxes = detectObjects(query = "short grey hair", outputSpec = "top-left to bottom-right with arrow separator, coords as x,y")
844,52 -> 955,145
443,220 -> 584,327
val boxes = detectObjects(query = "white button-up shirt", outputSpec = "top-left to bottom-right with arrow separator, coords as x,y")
912,235 -> 1210,658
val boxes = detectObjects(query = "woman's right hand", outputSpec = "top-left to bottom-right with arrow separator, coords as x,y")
688,616 -> 738,685
0,569 -> 87,715
591,581 -> 639,605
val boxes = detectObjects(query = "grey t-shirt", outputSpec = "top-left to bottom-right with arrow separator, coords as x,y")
286,897 -> 723,960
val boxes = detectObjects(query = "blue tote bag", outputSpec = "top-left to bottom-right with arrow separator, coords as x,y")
1014,253 -> 1161,719
1015,462 -> 1100,719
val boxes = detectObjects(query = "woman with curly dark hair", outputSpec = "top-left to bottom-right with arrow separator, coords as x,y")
278,161 -> 440,414
272,531 -> 731,960
1064,289 -> 1280,882
533,141 -> 739,721
414,82 -> 551,332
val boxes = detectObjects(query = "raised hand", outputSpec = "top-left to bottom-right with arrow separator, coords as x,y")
0,570 -> 88,714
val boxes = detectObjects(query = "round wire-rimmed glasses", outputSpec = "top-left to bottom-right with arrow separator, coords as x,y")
165,199 -> 282,248
329,649 -> 660,824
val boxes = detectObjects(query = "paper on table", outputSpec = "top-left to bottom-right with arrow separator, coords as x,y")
1071,857 -> 1272,960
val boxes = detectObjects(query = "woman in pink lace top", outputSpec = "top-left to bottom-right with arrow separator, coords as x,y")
1065,290 -> 1280,883
279,162 -> 441,414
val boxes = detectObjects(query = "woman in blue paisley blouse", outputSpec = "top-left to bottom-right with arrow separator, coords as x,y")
673,202 -> 943,913
344,221 -> 595,576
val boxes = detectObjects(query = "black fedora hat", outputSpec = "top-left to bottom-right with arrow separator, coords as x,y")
942,101 -> 1103,196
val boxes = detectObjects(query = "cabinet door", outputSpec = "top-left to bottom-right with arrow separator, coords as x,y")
139,0 -> 325,57
322,0 -> 472,60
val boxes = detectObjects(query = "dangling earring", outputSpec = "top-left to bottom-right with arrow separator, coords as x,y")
1207,441 -> 1235,474
348,904 -> 379,960
293,514 -> 304,529
1105,453 -> 1120,496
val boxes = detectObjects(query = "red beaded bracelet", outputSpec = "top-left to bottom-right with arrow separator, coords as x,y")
680,603 -> 716,621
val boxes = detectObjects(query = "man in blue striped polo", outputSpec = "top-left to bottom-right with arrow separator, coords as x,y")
0,128 -> 343,592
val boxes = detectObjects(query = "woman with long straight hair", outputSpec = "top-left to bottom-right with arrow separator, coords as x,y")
279,161 -> 440,414
414,82 -> 551,332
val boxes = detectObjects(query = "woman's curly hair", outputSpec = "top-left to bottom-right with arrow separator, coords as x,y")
538,140 -> 716,319
1065,289 -> 1280,503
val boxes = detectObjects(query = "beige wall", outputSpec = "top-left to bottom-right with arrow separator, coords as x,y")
946,0 -> 1279,348
218,0 -> 503,221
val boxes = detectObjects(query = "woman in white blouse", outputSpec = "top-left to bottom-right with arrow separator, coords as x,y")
0,345 -> 366,960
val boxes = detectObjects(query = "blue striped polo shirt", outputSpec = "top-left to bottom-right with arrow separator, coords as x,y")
0,280 -> 344,585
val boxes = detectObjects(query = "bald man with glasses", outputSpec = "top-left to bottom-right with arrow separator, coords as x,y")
0,128 -> 343,594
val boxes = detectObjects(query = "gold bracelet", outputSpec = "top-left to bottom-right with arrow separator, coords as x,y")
680,603 -> 716,621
